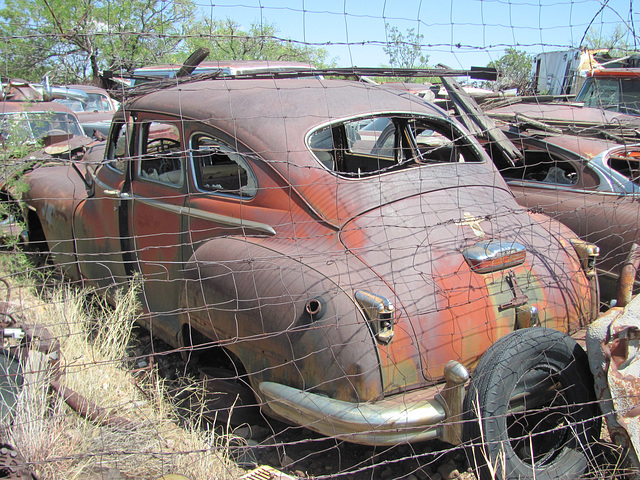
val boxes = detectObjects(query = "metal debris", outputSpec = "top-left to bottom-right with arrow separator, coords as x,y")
0,444 -> 38,479
587,293 -> 640,472
239,465 -> 297,480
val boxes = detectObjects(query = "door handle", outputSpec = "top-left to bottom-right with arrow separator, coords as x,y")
103,190 -> 131,199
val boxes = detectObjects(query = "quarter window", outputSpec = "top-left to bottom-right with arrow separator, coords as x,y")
190,134 -> 257,198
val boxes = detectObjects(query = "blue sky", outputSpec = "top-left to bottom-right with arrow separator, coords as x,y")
194,0 -> 638,68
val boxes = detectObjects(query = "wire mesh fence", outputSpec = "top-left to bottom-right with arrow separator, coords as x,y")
0,1 -> 639,479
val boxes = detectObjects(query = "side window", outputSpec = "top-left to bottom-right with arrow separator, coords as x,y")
190,134 -> 257,198
106,118 -> 132,172
620,78 -> 640,114
501,151 -> 578,185
138,121 -> 184,187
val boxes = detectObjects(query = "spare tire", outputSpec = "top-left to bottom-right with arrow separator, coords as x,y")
463,328 -> 600,480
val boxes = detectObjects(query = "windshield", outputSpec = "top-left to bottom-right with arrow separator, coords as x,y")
577,76 -> 640,115
54,98 -> 85,112
308,114 -> 481,177
1,111 -> 84,142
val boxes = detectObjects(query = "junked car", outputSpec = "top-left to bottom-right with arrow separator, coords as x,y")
436,76 -> 640,303
19,77 -> 603,479
576,67 -> 640,116
0,100 -> 98,241
492,130 -> 640,301
52,84 -> 119,137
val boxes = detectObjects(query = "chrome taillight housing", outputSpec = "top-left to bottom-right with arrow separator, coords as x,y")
355,291 -> 395,344
462,239 -> 527,274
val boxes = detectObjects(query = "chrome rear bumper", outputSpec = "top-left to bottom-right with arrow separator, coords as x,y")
258,360 -> 469,446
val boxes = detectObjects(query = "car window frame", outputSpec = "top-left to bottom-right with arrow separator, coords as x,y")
105,114 -> 134,174
307,113 -> 485,178
188,130 -> 258,199
136,119 -> 185,189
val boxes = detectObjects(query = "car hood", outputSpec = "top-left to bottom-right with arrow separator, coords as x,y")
340,185 -> 590,382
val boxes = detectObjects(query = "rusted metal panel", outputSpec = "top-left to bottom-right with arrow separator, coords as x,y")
587,294 -> 640,471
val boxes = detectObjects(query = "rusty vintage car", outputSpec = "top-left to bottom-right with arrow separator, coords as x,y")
493,131 -> 640,301
19,77 -> 603,479
52,84 -> 119,137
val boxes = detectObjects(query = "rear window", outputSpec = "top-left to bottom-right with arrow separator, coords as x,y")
308,114 -> 481,178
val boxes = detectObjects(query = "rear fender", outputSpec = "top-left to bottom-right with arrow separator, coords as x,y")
179,236 -> 384,404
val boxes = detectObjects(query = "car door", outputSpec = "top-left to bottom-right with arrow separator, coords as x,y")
73,116 -> 134,294
128,115 -> 188,344
180,130 -> 273,341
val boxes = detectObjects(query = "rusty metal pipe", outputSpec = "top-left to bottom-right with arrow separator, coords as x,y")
50,380 -> 133,429
616,243 -> 640,308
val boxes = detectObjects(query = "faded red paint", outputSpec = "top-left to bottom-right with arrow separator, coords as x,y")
21,77 -> 598,445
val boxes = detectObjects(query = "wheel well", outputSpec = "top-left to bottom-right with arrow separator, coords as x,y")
180,324 -> 248,377
0,190 -> 22,222
26,210 -> 48,250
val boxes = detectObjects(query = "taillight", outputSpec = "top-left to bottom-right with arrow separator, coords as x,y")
570,239 -> 599,278
355,291 -> 395,344
462,240 -> 527,274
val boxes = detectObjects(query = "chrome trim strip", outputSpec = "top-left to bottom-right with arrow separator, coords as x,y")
135,196 -> 276,235
506,180 -> 634,195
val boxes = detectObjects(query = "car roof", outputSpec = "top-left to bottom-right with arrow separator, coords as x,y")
124,77 -> 481,225
0,100 -> 77,115
529,134 -> 619,160
126,78 -> 450,173
589,68 -> 640,77
64,84 -> 112,95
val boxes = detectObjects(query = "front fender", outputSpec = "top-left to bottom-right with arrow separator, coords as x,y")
23,165 -> 88,280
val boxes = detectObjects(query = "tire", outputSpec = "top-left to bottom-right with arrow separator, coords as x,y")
463,328 -> 600,480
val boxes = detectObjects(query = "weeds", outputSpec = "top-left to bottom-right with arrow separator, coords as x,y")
0,280 -> 242,480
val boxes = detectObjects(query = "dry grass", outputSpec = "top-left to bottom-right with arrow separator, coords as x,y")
0,272 -> 244,480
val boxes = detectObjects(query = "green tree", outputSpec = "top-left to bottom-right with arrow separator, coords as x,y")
383,24 -> 429,70
0,0 -> 195,83
182,18 -> 333,67
488,48 -> 533,92
584,24 -> 636,57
